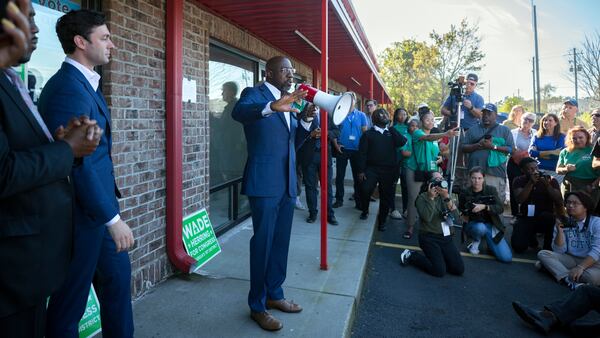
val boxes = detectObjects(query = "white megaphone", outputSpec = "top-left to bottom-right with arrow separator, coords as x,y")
298,84 -> 355,125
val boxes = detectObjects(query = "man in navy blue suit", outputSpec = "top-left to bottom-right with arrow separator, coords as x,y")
39,10 -> 135,338
232,56 -> 307,331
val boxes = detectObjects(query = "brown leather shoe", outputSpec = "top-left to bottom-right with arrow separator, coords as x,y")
250,311 -> 283,331
266,298 -> 303,313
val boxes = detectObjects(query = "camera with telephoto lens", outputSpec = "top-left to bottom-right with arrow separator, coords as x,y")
557,215 -> 577,228
530,171 -> 550,181
430,178 -> 449,190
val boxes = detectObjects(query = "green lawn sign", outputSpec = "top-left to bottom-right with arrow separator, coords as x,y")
182,208 -> 222,272
78,285 -> 101,338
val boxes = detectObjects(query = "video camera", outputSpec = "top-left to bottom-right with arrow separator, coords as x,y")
447,75 -> 466,103
445,75 -> 466,129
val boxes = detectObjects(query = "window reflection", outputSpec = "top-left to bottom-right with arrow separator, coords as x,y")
208,45 -> 255,188
21,2 -> 81,104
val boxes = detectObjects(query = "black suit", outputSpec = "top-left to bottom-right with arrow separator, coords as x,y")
0,71 -> 74,335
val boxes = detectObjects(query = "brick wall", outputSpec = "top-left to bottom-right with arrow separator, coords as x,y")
101,0 -> 348,299
103,0 -> 171,298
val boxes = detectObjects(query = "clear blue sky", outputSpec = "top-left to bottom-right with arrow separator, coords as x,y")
352,0 -> 600,103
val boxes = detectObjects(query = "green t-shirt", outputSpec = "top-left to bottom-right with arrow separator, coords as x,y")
394,124 -> 411,167
558,146 -> 598,180
406,129 -> 439,171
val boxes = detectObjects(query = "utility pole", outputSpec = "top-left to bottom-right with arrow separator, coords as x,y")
569,48 -> 581,102
532,4 -> 541,114
532,57 -> 537,113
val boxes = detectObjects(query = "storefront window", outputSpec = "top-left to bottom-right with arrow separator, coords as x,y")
17,2 -> 82,104
208,43 -> 257,229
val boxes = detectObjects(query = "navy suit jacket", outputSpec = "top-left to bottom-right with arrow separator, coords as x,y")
39,62 -> 121,228
232,83 -> 297,198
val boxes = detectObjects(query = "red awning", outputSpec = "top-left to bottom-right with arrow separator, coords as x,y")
195,0 -> 391,104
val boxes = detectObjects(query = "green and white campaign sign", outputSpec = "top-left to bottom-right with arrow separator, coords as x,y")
78,285 -> 101,338
182,208 -> 221,272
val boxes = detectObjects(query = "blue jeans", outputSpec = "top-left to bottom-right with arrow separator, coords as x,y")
466,221 -> 512,263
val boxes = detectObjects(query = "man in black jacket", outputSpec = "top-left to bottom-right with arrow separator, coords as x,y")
358,108 -> 407,230
0,3 -> 101,336
296,103 -> 339,225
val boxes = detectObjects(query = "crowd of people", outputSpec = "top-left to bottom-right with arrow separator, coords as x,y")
298,71 -> 600,335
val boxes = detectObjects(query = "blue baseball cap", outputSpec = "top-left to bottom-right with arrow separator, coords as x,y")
564,98 -> 578,107
482,103 -> 497,113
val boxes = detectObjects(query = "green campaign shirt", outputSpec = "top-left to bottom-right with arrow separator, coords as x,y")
394,123 -> 411,168
406,129 -> 439,171
558,146 -> 598,180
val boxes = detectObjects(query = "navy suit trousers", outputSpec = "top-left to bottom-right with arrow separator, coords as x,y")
248,195 -> 294,312
46,225 -> 133,338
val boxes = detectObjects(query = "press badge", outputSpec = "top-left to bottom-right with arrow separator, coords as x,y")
527,205 -> 535,217
441,220 -> 451,236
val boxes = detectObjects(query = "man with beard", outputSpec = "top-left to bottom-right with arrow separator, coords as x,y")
462,103 -> 514,201
232,56 -> 307,331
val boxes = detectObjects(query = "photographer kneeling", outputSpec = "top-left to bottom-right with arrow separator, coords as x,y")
400,172 -> 464,277
511,157 -> 563,253
459,167 -> 512,263
537,191 -> 600,289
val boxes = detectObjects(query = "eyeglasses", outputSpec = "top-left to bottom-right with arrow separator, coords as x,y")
280,67 -> 296,74
565,200 -> 582,206
466,81 -> 477,87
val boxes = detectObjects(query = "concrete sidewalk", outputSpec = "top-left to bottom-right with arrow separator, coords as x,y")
132,195 -> 378,337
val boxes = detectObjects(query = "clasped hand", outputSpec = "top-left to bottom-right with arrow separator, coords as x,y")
54,115 -> 104,158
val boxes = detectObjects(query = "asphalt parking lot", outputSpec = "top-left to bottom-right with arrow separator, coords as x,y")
351,214 -> 598,338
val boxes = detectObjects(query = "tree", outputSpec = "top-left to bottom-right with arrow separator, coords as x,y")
576,31 -> 600,102
541,83 -> 556,100
429,19 -> 485,106
378,40 -> 440,113
498,96 -> 526,113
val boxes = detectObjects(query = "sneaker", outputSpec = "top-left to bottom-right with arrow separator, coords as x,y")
390,210 -> 403,219
332,200 -> 343,208
467,240 -> 480,255
534,260 -> 543,271
400,249 -> 413,265
295,197 -> 306,210
359,212 -> 368,220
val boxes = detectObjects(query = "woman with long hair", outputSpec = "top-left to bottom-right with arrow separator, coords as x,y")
529,113 -> 566,174
390,108 -> 411,219
404,111 -> 457,239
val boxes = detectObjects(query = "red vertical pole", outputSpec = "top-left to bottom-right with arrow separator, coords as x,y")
380,90 -> 384,107
369,73 -> 374,101
165,0 -> 196,272
320,0 -> 329,270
